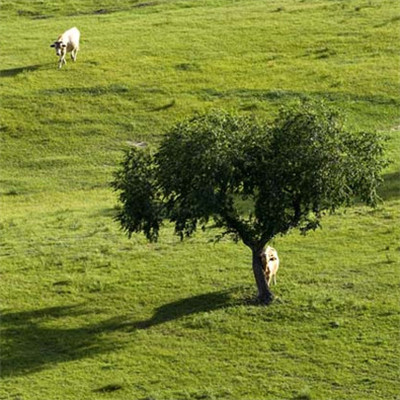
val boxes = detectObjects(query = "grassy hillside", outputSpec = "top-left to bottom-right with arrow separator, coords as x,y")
1,0 -> 399,399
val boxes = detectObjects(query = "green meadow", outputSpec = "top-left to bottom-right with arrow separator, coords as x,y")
0,0 -> 399,399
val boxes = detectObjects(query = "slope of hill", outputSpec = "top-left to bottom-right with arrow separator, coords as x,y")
1,0 -> 399,399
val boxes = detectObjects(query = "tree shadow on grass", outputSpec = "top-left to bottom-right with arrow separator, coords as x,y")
0,304 -> 129,377
130,289 -> 237,330
0,289 -> 240,377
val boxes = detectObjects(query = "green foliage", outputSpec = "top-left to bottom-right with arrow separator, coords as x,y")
266,102 -> 388,231
113,104 -> 387,249
113,147 -> 162,241
156,111 -> 266,244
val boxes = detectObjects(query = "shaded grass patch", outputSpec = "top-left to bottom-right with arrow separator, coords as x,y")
378,171 -> 400,201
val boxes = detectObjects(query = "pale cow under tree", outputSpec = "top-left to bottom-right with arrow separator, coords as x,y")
261,246 -> 280,286
50,27 -> 80,69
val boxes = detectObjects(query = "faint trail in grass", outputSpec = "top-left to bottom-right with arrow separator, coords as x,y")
195,88 -> 399,106
375,15 -> 400,28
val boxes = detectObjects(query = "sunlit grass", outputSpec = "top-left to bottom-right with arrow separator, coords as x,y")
1,0 -> 399,398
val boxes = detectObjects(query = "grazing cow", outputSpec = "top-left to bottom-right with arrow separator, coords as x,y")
261,246 -> 280,286
50,27 -> 80,69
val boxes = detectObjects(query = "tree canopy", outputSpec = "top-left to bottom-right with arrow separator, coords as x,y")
112,102 -> 387,303
113,103 -> 386,247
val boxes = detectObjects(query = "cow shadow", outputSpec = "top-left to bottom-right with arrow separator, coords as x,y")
0,63 -> 55,78
1,289 -> 239,377
0,64 -> 41,77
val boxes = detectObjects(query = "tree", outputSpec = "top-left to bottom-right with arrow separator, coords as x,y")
112,102 -> 387,304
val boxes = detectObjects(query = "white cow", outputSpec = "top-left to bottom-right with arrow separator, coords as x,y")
50,27 -> 80,69
261,246 -> 280,286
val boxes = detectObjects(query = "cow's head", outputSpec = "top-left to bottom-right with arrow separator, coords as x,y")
265,246 -> 277,261
50,41 -> 67,56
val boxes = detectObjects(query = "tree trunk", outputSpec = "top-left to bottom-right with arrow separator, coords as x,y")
252,248 -> 274,305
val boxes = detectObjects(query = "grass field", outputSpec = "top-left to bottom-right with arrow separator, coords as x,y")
1,0 -> 399,399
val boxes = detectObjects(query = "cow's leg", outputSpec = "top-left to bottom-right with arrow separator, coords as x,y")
71,49 -> 77,62
59,55 -> 66,69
